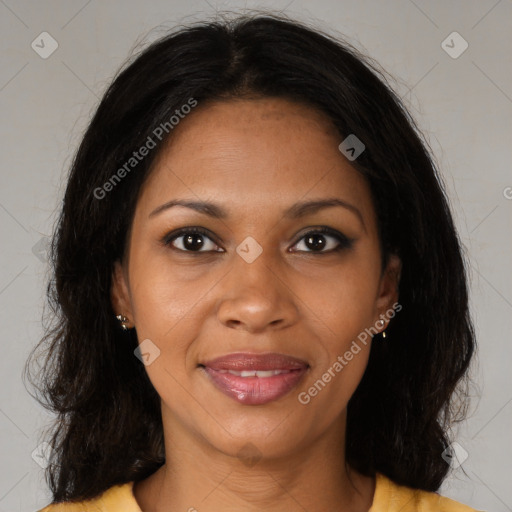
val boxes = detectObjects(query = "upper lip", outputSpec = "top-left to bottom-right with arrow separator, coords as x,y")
201,352 -> 309,371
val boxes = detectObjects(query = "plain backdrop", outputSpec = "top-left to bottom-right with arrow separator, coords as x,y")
0,1 -> 511,511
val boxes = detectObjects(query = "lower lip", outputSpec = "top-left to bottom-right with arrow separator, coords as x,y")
203,367 -> 308,405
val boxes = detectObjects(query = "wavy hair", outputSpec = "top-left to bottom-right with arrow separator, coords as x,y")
25,11 -> 476,503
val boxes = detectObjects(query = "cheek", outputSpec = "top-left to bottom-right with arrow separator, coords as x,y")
300,284 -> 373,416
128,248 -> 215,335
293,253 -> 379,402
126,255 -> 212,398
126,262 -> 208,412
293,253 -> 381,335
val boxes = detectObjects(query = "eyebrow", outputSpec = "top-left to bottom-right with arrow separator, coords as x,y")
149,197 -> 365,230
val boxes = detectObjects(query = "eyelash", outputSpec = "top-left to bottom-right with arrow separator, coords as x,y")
161,226 -> 354,255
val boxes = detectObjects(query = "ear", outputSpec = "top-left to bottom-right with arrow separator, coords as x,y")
374,253 -> 401,329
111,259 -> 134,326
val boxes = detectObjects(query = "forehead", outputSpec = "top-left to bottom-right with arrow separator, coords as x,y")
136,98 -> 375,224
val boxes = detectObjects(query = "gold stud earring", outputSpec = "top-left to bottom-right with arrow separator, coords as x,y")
116,314 -> 130,331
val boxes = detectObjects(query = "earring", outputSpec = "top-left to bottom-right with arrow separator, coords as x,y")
116,314 -> 130,331
377,319 -> 387,339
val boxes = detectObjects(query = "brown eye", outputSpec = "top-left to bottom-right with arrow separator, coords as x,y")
163,227 -> 222,253
292,228 -> 353,253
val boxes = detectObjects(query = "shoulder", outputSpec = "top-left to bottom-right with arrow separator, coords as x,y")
37,481 -> 141,512
370,472 -> 482,512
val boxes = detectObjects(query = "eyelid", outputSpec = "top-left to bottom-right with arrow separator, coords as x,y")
290,226 -> 354,253
161,226 -> 223,252
161,226 -> 354,253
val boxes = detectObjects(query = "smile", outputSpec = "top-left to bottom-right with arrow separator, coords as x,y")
200,352 -> 309,405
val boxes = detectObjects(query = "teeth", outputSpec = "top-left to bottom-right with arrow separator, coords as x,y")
221,369 -> 291,377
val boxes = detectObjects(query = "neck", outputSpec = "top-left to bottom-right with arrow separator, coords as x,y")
133,406 -> 375,512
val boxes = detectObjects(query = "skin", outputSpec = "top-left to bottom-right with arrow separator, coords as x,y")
111,97 -> 401,512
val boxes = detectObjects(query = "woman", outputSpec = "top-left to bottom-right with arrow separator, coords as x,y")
29,12 -> 479,512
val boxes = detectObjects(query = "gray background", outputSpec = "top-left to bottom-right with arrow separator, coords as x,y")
0,1 -> 511,511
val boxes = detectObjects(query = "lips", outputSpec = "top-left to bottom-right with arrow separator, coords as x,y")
203,352 -> 309,371
200,352 -> 309,405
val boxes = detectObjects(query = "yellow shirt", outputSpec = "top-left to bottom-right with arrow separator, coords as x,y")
38,472 -> 480,511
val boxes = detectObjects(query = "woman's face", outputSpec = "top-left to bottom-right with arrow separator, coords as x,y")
112,97 -> 400,461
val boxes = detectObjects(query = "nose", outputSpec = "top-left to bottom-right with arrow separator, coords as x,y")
216,246 -> 299,334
